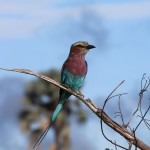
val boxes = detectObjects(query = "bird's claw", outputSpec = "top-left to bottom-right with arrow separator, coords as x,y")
68,87 -> 73,93
61,84 -> 73,93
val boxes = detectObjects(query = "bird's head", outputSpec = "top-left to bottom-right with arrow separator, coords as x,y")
69,41 -> 95,56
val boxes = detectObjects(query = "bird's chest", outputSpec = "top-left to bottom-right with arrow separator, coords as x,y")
64,69 -> 86,92
65,56 -> 87,76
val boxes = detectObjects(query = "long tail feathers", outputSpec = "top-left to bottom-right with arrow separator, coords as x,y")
33,98 -> 67,149
33,122 -> 53,149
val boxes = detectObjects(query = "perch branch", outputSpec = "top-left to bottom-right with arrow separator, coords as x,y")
0,68 -> 150,150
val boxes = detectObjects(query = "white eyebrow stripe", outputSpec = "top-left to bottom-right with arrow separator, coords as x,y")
73,42 -> 84,46
72,41 -> 88,47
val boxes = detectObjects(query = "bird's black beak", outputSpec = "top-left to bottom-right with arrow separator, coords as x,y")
87,44 -> 96,49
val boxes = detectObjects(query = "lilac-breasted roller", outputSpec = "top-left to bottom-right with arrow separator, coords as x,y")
33,41 -> 95,148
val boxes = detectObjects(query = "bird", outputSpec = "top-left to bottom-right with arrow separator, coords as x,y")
33,41 -> 95,148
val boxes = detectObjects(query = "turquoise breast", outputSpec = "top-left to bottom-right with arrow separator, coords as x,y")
63,69 -> 86,92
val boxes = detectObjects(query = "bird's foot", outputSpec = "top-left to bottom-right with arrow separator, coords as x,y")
60,84 -> 73,93
68,87 -> 73,93
77,90 -> 84,98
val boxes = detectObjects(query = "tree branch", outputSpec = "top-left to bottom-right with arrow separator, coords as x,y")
0,68 -> 150,150
126,74 -> 150,128
100,81 -> 128,150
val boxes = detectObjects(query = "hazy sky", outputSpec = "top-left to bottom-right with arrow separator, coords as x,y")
0,0 -> 150,149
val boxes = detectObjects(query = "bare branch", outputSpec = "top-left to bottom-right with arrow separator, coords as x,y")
126,74 -> 150,127
133,129 -> 137,150
114,141 -> 117,150
0,68 -> 150,150
114,94 -> 126,125
145,121 -> 150,130
100,82 -> 128,150
135,105 -> 150,131
108,93 -> 127,101
135,74 -> 150,131
104,80 -> 125,106
128,142 -> 132,150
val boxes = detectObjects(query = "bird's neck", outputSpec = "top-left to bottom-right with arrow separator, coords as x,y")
65,54 -> 87,76
68,53 -> 86,63
69,52 -> 85,58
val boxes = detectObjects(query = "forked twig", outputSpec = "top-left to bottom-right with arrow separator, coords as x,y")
100,81 -> 128,150
126,74 -> 150,127
114,94 -> 127,126
0,68 -> 150,150
128,142 -> 132,150
135,105 -> 150,131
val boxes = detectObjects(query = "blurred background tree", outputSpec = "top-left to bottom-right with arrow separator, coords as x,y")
18,69 -> 87,150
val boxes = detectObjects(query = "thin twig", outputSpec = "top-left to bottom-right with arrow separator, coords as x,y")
114,141 -> 117,150
126,74 -> 150,127
114,94 -> 126,125
0,68 -> 150,150
100,81 -> 128,150
128,142 -> 132,150
108,93 -> 127,101
134,106 -> 150,132
133,129 -> 137,150
135,75 -> 150,131
118,95 -> 125,125
104,80 -> 125,107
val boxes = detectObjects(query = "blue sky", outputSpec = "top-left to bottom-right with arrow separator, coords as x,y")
0,0 -> 150,149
